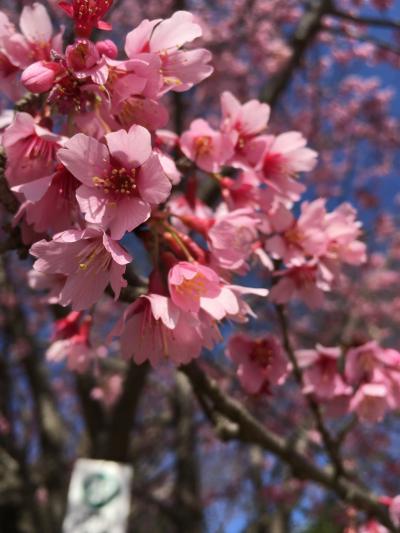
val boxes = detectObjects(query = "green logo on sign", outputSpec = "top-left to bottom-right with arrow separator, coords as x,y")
83,472 -> 121,509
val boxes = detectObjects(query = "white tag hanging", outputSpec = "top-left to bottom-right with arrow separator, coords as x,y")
63,459 -> 133,533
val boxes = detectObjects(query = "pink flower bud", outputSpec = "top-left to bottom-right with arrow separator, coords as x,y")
21,61 -> 61,93
96,39 -> 118,59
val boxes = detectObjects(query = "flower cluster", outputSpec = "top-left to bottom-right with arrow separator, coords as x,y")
293,341 -> 400,423
0,3 -> 367,374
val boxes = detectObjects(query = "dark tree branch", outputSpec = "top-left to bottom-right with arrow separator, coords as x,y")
104,362 -> 150,462
74,373 -> 107,458
261,0 -> 333,106
171,373 -> 203,532
75,362 -> 149,462
181,362 -> 396,531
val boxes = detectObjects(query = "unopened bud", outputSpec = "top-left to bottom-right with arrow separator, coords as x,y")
21,61 -> 61,93
96,39 -> 118,59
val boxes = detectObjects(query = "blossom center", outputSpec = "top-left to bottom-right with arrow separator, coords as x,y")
262,152 -> 287,180
284,226 -> 304,246
234,226 -> 254,249
250,340 -> 274,368
293,265 -> 316,286
236,134 -> 248,151
194,136 -> 213,156
48,74 -> 96,113
174,272 -> 208,298
318,357 -> 336,380
92,167 -> 137,198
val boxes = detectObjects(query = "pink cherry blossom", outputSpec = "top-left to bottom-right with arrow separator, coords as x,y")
46,315 -> 92,373
221,91 -> 270,139
0,12 -> 21,100
266,199 -> 327,265
112,293 -> 206,367
226,332 -> 287,394
156,150 -> 182,186
101,55 -> 168,131
107,55 -> 163,101
270,261 -> 334,309
296,344 -> 351,400
57,126 -> 171,239
180,119 -> 236,173
256,131 -> 318,203
125,11 -> 213,93
22,164 -> 81,234
220,91 -> 271,168
324,203 -> 367,266
168,193 -> 214,234
65,39 -> 108,84
345,341 -> 387,384
30,227 -> 131,310
349,382 -> 394,423
208,208 -> 260,272
1,3 -> 62,71
1,0 -> 400,525
28,270 -> 67,305
167,261 -> 266,321
3,112 -> 63,189
46,69 -> 108,118
168,262 -> 221,314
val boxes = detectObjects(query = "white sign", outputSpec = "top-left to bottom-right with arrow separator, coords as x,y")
63,459 -> 133,533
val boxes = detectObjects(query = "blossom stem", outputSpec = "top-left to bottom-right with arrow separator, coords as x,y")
162,222 -> 194,261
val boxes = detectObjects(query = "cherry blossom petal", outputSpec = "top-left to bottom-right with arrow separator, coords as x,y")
105,125 -> 152,168
58,134 -> 110,186
20,3 -> 53,43
136,154 -> 171,204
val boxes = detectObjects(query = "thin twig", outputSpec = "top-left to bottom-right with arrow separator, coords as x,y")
275,304 -> 346,479
324,25 -> 400,56
330,9 -> 400,31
